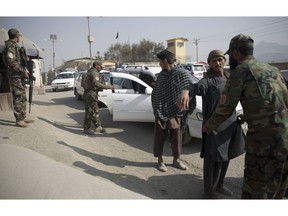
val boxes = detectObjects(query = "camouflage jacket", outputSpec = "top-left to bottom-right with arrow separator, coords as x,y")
204,57 -> 288,157
4,40 -> 26,77
85,67 -> 108,92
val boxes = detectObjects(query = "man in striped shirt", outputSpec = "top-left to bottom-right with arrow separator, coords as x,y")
151,49 -> 193,172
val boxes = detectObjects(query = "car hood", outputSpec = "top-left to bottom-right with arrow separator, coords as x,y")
52,78 -> 74,84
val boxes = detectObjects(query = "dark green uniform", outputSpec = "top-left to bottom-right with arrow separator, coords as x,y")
204,57 -> 288,198
83,67 -> 109,130
4,40 -> 28,122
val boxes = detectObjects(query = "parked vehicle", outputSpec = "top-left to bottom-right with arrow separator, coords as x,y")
51,71 -> 77,92
73,71 -> 86,100
74,70 -> 245,144
179,63 -> 207,79
117,65 -> 161,87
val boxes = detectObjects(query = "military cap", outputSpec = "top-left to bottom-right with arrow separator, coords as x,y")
207,49 -> 226,62
93,61 -> 104,68
8,28 -> 22,38
156,49 -> 175,64
225,34 -> 254,55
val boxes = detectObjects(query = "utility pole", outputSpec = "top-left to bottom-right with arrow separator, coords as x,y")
87,17 -> 94,68
193,39 -> 200,62
49,34 -> 57,71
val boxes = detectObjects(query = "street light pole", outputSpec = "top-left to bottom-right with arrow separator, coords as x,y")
50,34 -> 57,71
193,39 -> 200,62
87,17 -> 94,67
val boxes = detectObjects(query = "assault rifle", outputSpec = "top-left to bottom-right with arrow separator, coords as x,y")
20,47 -> 35,113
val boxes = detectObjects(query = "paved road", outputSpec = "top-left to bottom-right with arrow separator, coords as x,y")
0,86 -> 245,199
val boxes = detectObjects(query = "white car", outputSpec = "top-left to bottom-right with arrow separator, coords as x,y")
179,63 -> 207,79
75,71 -> 245,144
51,71 -> 77,92
73,70 -> 86,99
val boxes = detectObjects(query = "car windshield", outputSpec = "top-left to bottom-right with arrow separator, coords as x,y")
101,73 -> 110,83
181,65 -> 192,71
193,65 -> 205,71
57,73 -> 74,79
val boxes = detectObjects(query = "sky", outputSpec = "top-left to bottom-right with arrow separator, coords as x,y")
1,1 -> 288,72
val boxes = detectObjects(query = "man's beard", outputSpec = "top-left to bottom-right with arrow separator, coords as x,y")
229,55 -> 238,70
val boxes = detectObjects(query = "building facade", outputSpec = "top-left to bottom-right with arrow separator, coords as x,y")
166,37 -> 188,64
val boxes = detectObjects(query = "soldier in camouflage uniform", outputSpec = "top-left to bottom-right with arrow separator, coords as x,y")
179,34 -> 288,199
4,28 -> 34,127
83,61 -> 114,135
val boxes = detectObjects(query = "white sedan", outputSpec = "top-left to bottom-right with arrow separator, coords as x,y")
98,72 -> 204,144
51,71 -> 77,92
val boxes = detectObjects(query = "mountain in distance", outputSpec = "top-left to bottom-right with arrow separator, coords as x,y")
254,41 -> 288,63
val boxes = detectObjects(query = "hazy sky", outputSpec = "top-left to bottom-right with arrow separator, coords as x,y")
1,1 -> 288,71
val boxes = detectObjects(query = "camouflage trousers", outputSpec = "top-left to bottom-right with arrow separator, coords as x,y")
83,91 -> 101,130
10,77 -> 27,122
242,153 -> 288,199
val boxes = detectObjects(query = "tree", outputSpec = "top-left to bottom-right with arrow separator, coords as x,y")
104,39 -> 164,63
60,39 -> 165,69
95,51 -> 102,61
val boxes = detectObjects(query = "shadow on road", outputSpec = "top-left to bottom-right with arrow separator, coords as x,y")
38,109 -> 202,156
0,119 -> 16,127
34,91 -> 202,156
33,96 -> 85,111
56,140 -> 203,199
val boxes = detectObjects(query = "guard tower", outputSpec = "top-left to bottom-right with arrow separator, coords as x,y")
166,37 -> 188,64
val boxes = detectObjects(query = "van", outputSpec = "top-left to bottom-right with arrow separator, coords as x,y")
179,63 -> 207,79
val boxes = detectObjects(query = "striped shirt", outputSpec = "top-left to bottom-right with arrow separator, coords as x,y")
151,67 -> 192,121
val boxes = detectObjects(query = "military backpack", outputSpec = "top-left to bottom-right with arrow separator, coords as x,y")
81,73 -> 92,90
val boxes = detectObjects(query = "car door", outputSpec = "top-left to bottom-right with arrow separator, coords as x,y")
111,75 -> 154,122
98,76 -> 134,111
75,73 -> 85,96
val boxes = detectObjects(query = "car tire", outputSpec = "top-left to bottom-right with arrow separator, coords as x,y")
182,127 -> 192,145
75,89 -> 82,100
52,89 -> 56,92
